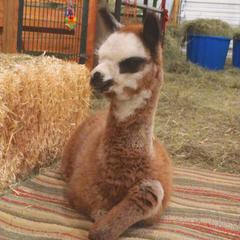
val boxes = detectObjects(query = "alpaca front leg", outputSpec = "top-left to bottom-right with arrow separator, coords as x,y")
88,179 -> 164,240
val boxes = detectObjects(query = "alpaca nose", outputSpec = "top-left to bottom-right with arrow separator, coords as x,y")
92,71 -> 101,78
90,72 -> 103,87
90,71 -> 114,92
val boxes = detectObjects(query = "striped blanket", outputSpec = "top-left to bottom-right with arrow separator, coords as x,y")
0,165 -> 239,240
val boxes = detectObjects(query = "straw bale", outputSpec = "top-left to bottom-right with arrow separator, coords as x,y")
179,18 -> 233,39
0,53 -> 91,191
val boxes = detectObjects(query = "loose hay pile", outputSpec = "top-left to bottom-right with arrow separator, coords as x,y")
163,24 -> 186,73
179,18 -> 233,38
233,27 -> 240,39
162,22 -> 239,174
0,53 -> 91,191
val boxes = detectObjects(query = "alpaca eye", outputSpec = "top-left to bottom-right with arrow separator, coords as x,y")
119,57 -> 146,74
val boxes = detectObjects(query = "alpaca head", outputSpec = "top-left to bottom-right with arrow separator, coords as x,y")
90,9 -> 162,101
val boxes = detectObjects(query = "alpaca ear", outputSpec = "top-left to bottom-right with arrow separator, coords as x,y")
99,7 -> 123,33
142,13 -> 161,55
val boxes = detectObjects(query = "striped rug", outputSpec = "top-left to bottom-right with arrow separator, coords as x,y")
0,165 -> 239,240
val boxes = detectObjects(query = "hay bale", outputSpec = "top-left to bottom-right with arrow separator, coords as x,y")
0,53 -> 91,191
179,18 -> 233,39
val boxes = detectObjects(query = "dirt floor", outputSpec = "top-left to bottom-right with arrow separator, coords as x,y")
90,58 -> 240,174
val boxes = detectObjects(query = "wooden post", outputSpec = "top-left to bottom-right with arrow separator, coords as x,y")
85,0 -> 97,70
2,0 -> 19,53
0,0 -> 4,52
173,0 -> 180,24
170,0 -> 180,24
0,0 -> 3,28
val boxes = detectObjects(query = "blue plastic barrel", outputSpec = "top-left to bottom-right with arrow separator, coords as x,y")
187,35 -> 231,70
232,39 -> 240,68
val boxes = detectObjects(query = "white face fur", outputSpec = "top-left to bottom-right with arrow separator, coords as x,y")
90,32 -> 152,101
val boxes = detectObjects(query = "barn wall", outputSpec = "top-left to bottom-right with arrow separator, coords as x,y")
180,0 -> 240,28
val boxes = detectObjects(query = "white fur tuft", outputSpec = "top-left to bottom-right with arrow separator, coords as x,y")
113,89 -> 152,122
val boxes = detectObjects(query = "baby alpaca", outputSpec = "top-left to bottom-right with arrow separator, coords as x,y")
61,9 -> 172,240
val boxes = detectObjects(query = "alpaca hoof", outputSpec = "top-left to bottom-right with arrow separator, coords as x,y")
88,228 -> 105,240
89,221 -> 113,240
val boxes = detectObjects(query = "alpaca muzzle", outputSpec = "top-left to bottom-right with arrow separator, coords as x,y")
90,72 -> 114,92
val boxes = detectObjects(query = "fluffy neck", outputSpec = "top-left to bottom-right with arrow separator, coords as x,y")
101,64 -> 162,161
105,100 -> 155,155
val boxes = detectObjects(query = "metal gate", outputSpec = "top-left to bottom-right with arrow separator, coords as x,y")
17,0 -> 89,64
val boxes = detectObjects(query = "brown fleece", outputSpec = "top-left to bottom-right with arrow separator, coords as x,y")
61,24 -> 172,240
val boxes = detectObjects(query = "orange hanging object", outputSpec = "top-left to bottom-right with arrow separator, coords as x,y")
122,0 -> 138,24
133,0 -> 137,19
122,0 -> 130,24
